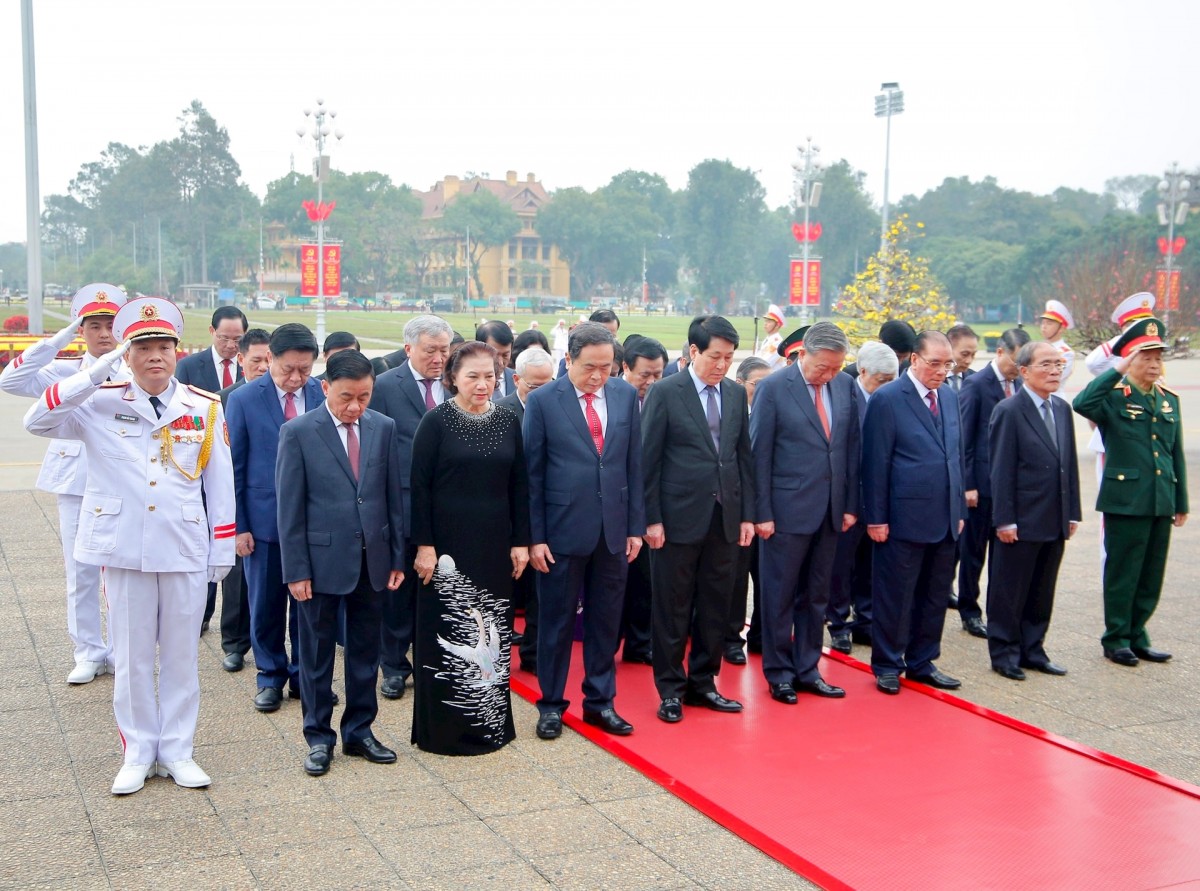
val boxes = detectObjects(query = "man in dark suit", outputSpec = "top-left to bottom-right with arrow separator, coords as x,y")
958,327 -> 1030,637
367,315 -> 453,699
945,323 -> 979,393
751,323 -> 859,704
525,323 -> 645,740
497,347 -> 555,673
226,323 -> 325,712
862,330 -> 968,694
216,328 -> 271,672
555,310 -> 621,378
312,331 -> 359,382
476,320 -> 517,399
175,305 -> 248,394
642,315 -> 755,722
827,341 -> 898,654
277,350 -> 407,776
987,341 -> 1081,680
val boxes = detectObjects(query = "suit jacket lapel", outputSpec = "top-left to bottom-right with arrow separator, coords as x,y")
681,375 -> 718,457
558,377 -> 597,456
400,365 -> 427,417
315,407 -> 358,487
258,376 -> 285,427
785,365 -> 826,439
901,376 -> 943,448
1020,392 -> 1059,456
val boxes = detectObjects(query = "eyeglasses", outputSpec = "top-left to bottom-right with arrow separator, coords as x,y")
916,355 -> 956,372
214,334 -> 242,344
1032,360 -> 1067,371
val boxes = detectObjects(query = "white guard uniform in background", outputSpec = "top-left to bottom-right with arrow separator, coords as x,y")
24,351 -> 234,778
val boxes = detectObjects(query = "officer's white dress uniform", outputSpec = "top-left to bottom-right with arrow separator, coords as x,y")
1040,299 -> 1076,384
755,304 -> 787,370
24,298 -> 234,794
0,284 -> 129,677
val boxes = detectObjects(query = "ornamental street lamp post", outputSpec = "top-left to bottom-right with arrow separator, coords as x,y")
874,82 -> 904,253
296,99 -> 344,344
1157,164 -> 1191,331
793,137 -> 823,325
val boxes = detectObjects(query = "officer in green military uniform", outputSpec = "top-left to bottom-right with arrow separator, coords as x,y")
1073,317 -> 1188,667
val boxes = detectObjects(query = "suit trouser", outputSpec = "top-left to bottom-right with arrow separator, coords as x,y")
297,553 -> 382,748
380,542 -> 418,683
57,494 -> 109,665
536,536 -> 628,715
956,497 -> 993,620
827,522 -> 872,637
871,535 -> 956,677
104,567 -> 204,766
219,555 -> 250,657
651,505 -> 739,699
726,537 -> 761,651
987,537 -> 1064,669
620,545 -> 653,659
760,519 -> 839,685
1102,514 -> 1172,651
244,541 -> 300,691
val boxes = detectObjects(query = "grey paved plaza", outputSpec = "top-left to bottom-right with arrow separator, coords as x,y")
0,357 -> 1197,889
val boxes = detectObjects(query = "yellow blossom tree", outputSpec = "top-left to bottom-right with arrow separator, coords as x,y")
835,214 -> 956,346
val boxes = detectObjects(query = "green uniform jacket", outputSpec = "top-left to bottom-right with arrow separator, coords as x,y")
1073,368 -> 1188,517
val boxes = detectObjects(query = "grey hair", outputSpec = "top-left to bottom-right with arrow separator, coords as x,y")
857,340 -> 900,375
403,314 -> 453,346
1016,340 -> 1056,368
515,346 -> 554,375
567,321 -> 616,360
802,321 -> 850,355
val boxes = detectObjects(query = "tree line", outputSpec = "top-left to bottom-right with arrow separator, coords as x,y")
3,101 -> 1194,330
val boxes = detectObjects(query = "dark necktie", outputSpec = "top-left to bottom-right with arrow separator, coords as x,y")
926,390 -> 939,422
950,374 -> 961,392
1003,379 -> 1013,398
221,358 -> 233,389
706,385 -> 721,451
345,422 -> 360,480
1042,400 -> 1058,453
422,378 -> 436,411
149,395 -> 164,419
283,391 -> 297,421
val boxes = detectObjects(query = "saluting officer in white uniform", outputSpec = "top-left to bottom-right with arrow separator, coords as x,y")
24,298 -> 235,796
0,283 -> 130,684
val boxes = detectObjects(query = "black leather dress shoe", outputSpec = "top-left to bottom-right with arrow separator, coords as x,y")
657,698 -> 683,723
683,689 -> 743,712
962,617 -> 988,638
908,669 -> 962,690
796,678 -> 846,698
723,646 -> 747,666
947,594 -> 959,610
1021,661 -> 1068,676
583,708 -> 633,736
1104,647 -> 1139,667
829,633 -> 852,655
289,685 -> 338,706
768,682 -> 797,704
518,659 -> 537,674
343,737 -> 397,763
254,687 -> 283,712
512,632 -> 524,647
850,629 -> 873,646
876,674 -> 900,694
380,676 -> 406,699
304,744 -> 331,776
993,665 -> 1026,681
536,711 -> 562,739
1133,646 -> 1172,663
621,651 -> 652,665
222,652 -> 244,672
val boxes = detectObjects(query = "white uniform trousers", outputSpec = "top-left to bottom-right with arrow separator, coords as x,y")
105,567 -> 204,766
57,494 -> 110,665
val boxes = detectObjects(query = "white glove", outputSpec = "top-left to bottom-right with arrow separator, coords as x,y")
49,324 -> 80,350
87,340 -> 130,385
208,565 -> 233,584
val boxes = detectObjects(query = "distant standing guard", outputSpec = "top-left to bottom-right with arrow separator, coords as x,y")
0,283 -> 129,684
1038,300 -> 1076,383
24,298 -> 234,795
1073,317 -> 1188,667
755,304 -> 787,370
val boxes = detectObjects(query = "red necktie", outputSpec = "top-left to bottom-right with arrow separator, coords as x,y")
813,383 -> 830,439
583,393 -> 604,454
221,358 -> 233,388
283,391 -> 297,421
422,378 -> 436,411
1003,379 -> 1013,398
345,423 -> 360,480
927,390 -> 939,420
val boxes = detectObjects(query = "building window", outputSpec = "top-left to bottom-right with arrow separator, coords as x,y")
542,243 -> 551,261
508,242 -> 517,259
508,269 -> 518,289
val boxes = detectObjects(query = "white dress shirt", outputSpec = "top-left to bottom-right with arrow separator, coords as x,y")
276,383 -> 306,416
573,384 -> 608,435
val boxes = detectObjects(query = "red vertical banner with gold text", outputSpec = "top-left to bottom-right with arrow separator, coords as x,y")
805,260 -> 821,305
300,245 -> 319,296
1155,269 -> 1181,312
323,245 -> 342,298
789,260 -> 822,306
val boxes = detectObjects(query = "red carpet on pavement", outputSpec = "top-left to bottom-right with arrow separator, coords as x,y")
510,636 -> 1200,890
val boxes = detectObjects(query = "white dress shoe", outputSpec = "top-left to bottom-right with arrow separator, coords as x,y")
67,661 -> 108,685
112,762 -> 156,795
156,759 -> 211,788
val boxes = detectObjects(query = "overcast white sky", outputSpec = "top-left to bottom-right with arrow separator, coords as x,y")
3,0 -> 1197,244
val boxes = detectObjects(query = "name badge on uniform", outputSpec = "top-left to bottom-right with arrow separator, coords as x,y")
114,413 -> 139,423
1125,403 -> 1143,416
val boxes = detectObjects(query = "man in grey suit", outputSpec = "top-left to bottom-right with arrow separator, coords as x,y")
476,320 -> 518,399
277,350 -> 407,777
367,315 -> 453,700
525,323 -> 645,740
751,322 -> 860,704
642,315 -> 755,723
